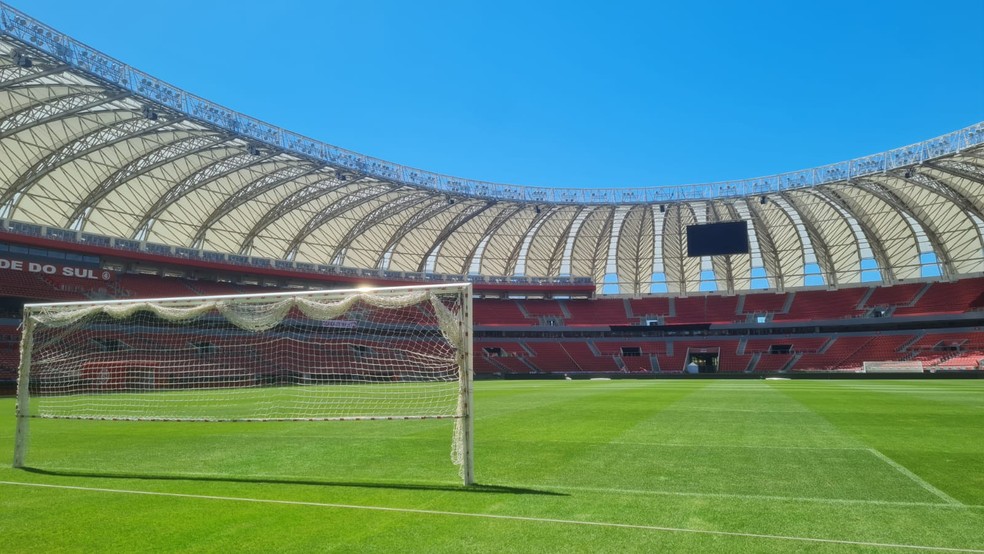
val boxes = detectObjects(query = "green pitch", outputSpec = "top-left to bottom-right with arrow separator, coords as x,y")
1,379 -> 982,552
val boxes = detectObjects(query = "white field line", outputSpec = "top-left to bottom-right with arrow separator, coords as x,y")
495,482 -> 984,510
0,481 -> 981,553
867,448 -> 964,506
826,384 -> 984,394
494,438 -> 868,451
659,407 -> 811,413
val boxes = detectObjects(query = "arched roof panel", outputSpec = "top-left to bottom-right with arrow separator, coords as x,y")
785,189 -> 862,287
616,205 -> 656,294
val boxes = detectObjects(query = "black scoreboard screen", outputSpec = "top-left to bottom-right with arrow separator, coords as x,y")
686,221 -> 750,257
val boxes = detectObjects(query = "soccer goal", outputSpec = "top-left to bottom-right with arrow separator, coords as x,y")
862,360 -> 924,373
13,283 -> 474,485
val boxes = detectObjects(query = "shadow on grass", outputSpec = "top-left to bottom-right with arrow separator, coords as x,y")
19,466 -> 566,496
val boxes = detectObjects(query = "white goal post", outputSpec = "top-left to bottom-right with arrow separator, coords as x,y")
13,283 -> 474,485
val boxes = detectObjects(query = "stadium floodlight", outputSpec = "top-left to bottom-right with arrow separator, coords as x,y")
11,50 -> 31,68
13,283 -> 475,485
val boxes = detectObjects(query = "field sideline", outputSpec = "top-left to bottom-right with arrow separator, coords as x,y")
1,379 -> 982,552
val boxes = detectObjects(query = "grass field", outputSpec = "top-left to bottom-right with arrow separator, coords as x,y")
1,378 -> 982,552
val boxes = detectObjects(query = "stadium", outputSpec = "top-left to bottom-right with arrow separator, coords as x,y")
0,2 -> 982,552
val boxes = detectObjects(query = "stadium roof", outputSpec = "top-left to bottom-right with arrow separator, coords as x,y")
0,3 -> 983,295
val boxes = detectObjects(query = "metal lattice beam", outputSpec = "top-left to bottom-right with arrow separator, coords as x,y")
283,183 -> 399,260
0,91 -> 130,140
415,200 -> 498,273
191,164 -> 323,248
132,150 -> 279,239
237,176 -> 365,254
66,135 -> 228,231
327,192 -> 439,265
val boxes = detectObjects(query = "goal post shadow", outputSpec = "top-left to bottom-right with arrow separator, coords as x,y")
16,466 -> 565,496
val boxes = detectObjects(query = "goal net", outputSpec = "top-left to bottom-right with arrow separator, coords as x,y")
862,360 -> 924,373
14,283 -> 474,484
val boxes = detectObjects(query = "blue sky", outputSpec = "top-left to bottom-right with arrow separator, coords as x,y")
14,0 -> 984,189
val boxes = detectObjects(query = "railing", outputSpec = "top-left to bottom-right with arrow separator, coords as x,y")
1,2 -> 982,205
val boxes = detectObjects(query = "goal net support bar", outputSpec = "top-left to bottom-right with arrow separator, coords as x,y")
14,283 -> 474,485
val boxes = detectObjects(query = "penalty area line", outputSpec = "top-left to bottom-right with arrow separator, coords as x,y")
1,481 -> 982,553
867,448 -> 963,506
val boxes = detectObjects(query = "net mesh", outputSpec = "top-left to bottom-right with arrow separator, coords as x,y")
21,287 -> 468,423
